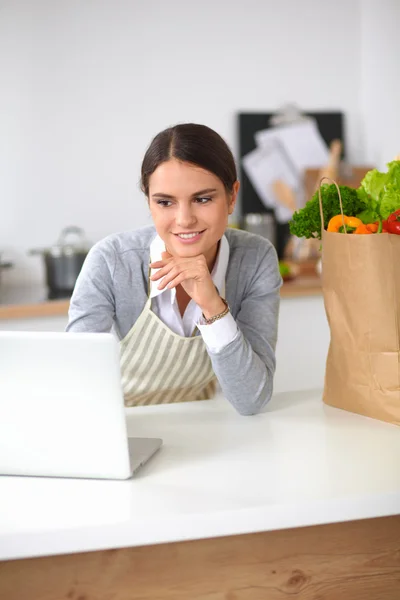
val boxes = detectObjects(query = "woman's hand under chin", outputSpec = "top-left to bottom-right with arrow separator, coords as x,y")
150,251 -> 226,319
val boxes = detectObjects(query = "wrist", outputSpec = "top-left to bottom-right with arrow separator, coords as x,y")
200,296 -> 227,321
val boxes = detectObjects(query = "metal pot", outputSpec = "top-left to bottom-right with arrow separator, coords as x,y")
242,213 -> 277,248
30,226 -> 91,298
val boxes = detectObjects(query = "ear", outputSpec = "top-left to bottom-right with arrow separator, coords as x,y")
228,180 -> 240,215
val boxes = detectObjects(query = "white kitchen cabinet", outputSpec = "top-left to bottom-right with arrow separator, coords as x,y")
274,296 -> 329,393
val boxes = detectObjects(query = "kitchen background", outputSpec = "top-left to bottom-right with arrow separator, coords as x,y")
1,0 -> 399,395
1,0 -> 399,286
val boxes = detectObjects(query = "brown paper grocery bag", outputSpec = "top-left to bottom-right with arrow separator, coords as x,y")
319,181 -> 400,425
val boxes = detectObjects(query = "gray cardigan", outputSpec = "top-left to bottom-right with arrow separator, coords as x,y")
67,226 -> 282,415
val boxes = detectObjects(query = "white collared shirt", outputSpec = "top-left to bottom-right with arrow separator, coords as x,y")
149,234 -> 238,352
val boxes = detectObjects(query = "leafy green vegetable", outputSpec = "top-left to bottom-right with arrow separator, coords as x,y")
380,184 -> 400,220
357,160 -> 400,222
289,184 -> 366,240
279,261 -> 291,277
361,169 -> 387,201
357,198 -> 379,223
356,186 -> 369,204
357,207 -> 379,224
385,161 -> 400,189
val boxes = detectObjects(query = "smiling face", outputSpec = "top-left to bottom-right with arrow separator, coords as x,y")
148,159 -> 239,269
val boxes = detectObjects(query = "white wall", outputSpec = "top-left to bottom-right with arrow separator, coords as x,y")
0,0 -> 363,285
360,0 -> 400,169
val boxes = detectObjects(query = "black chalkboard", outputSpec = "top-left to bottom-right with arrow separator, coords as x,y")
237,111 -> 345,257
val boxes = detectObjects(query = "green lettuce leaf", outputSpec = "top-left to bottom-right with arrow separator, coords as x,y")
385,160 -> 400,189
356,187 -> 378,222
356,186 -> 369,205
379,184 -> 400,220
361,169 -> 388,201
357,160 -> 400,221
357,206 -> 379,224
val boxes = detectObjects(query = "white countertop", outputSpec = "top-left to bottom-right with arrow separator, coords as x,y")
1,389 -> 400,562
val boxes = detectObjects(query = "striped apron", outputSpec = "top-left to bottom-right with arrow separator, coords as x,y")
119,281 -> 217,407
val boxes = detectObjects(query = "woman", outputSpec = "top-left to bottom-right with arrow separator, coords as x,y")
67,123 -> 282,414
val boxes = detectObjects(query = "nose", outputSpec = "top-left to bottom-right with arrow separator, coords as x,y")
175,202 -> 197,229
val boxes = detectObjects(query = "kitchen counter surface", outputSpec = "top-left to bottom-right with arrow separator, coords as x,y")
280,273 -> 322,298
0,273 -> 322,321
1,389 -> 399,562
0,286 -> 70,320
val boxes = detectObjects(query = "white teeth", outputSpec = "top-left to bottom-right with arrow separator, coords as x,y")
177,232 -> 200,239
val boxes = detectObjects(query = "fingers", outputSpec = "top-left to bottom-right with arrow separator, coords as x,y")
150,262 -> 174,281
157,266 -> 190,290
150,260 -> 167,270
163,272 -> 188,290
150,255 -> 208,289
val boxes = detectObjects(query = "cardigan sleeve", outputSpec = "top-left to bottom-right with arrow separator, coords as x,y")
205,242 -> 282,415
66,242 -> 116,333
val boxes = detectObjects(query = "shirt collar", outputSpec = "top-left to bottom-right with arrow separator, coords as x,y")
149,233 -> 229,301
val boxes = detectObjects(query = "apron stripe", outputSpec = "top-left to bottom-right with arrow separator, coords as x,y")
121,318 -> 159,395
157,334 -> 199,394
172,346 -> 211,404
120,307 -> 152,371
132,326 -> 167,396
149,336 -> 188,400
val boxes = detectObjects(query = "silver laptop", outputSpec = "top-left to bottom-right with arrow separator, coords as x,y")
0,331 -> 162,480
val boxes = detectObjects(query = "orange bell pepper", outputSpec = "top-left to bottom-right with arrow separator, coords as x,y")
354,222 -> 379,234
327,215 -> 363,233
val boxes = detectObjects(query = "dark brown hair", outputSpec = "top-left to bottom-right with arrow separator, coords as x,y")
140,123 -> 237,196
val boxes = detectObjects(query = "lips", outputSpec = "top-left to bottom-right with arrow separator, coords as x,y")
174,230 -> 205,239
173,230 -> 206,243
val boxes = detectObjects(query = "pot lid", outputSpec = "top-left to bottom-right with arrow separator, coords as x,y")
49,226 -> 90,256
30,226 -> 91,257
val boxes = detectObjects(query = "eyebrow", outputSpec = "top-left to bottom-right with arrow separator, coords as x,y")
151,188 -> 218,199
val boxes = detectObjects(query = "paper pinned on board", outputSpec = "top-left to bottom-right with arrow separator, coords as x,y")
254,119 -> 329,175
241,140 -> 299,224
